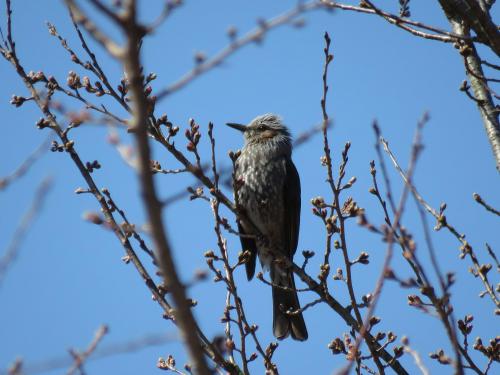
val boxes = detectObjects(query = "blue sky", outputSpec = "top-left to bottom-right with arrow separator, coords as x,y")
1,1 -> 498,374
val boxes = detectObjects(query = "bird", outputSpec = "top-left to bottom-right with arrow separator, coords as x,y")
226,113 -> 307,341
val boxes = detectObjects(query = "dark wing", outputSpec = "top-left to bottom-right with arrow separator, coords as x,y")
284,159 -> 301,256
238,222 -> 257,280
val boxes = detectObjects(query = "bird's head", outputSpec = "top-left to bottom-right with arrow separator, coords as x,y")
226,114 -> 291,146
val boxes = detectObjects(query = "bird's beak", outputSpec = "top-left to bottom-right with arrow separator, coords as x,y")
226,122 -> 247,132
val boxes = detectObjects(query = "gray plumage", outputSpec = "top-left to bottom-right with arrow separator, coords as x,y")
226,114 -> 307,341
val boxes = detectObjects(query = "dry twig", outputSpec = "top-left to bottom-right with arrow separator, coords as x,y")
0,137 -> 50,191
0,176 -> 53,287
66,325 -> 109,375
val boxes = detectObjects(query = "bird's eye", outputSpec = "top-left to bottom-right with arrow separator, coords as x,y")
258,125 -> 266,130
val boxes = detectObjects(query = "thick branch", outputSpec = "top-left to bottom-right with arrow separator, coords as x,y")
1,6 -> 228,370
438,0 -> 500,55
121,2 -> 210,374
439,3 -> 500,171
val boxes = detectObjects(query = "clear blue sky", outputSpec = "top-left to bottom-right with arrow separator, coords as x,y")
1,1 -> 498,374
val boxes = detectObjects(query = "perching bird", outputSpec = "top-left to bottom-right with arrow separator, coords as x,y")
226,114 -> 307,341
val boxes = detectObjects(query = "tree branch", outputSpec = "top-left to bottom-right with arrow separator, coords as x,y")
156,0 -> 324,100
439,2 -> 500,171
0,136 -> 50,191
120,1 -> 211,374
0,176 -> 53,287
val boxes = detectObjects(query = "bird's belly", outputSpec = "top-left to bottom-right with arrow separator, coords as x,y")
236,166 -> 285,270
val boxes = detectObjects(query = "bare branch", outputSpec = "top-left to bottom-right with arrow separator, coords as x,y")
339,113 -> 429,375
0,137 -> 50,191
145,0 -> 183,33
63,0 -> 123,58
319,32 -> 387,375
413,176 -> 464,373
66,325 -> 108,375
88,0 -> 122,25
403,342 -> 430,375
473,193 -> 500,216
0,176 -> 53,287
438,0 -> 500,55
120,2 -> 211,373
9,333 -> 175,375
440,4 -> 500,171
382,138 -> 500,308
66,7 -> 131,111
321,0 -> 472,43
0,4 -> 228,371
156,1 -> 324,100
485,243 -> 499,271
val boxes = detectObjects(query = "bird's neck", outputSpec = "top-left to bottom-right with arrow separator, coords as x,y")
244,136 -> 292,158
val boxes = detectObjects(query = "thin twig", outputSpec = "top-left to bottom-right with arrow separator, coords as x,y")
64,0 -> 123,58
0,176 -> 53,287
291,263 -> 409,374
382,138 -> 500,308
319,32 -> 386,374
485,243 -> 499,270
473,193 -> 500,216
67,8 -> 131,111
5,333 -> 175,375
339,114 -> 429,375
156,1 -> 324,100
66,325 -> 109,375
88,0 -> 122,25
54,85 -> 126,124
403,345 -> 430,375
412,170 -> 465,373
321,0 -> 473,43
370,122 -> 481,373
380,137 -> 489,374
0,137 -> 50,191
102,188 -> 156,260
372,121 -> 397,214
145,0 -> 183,33
481,59 -> 500,70
319,31 -> 335,276
415,196 -> 466,373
